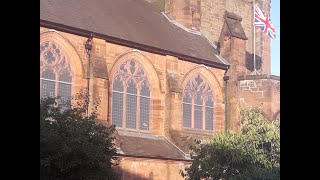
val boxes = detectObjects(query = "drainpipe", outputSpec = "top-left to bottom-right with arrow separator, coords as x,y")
85,33 -> 93,117
223,67 -> 230,133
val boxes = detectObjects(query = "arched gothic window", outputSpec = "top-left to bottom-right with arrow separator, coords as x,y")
40,41 -> 73,105
112,60 -> 151,130
183,74 -> 214,130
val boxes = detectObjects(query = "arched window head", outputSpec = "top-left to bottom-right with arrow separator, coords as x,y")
40,41 -> 73,105
112,60 -> 151,130
183,74 -> 215,130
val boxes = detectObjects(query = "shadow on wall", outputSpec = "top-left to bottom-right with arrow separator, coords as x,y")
115,168 -> 152,180
245,52 -> 262,72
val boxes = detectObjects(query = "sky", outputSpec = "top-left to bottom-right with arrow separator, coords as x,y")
270,0 -> 280,76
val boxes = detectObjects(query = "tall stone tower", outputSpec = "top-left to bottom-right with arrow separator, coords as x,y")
164,0 -> 272,75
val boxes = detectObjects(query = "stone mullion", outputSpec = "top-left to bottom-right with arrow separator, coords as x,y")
191,96 -> 194,128
136,85 -> 141,130
123,84 -> 127,128
202,101 -> 205,130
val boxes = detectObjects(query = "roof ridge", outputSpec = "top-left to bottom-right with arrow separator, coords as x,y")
161,12 -> 202,36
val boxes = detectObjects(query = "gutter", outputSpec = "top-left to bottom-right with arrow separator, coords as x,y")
114,154 -> 192,162
40,20 -> 230,70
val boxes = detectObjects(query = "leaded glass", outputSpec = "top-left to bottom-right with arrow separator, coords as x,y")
42,80 -> 55,98
140,96 -> 150,130
113,76 -> 124,92
140,80 -> 150,97
112,92 -> 124,127
205,107 -> 214,130
182,74 -> 215,130
183,103 -> 192,127
43,68 -> 55,80
112,60 -> 151,130
127,79 -> 137,94
59,70 -> 72,83
40,41 -> 73,106
126,80 -> 137,129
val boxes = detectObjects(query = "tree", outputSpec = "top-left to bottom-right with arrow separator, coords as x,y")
182,107 -> 280,180
40,95 -> 119,180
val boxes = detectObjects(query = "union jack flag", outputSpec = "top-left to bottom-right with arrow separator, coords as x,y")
254,5 -> 276,39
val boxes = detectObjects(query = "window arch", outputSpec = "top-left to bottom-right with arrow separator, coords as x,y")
40,41 -> 73,105
183,74 -> 214,130
111,60 -> 151,130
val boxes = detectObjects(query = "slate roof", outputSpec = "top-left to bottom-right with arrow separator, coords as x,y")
40,0 -> 228,67
117,131 -> 186,160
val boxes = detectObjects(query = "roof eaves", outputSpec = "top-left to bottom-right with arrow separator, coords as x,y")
114,154 -> 192,162
40,19 -> 230,70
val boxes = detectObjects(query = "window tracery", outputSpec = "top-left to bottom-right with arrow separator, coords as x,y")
40,41 -> 73,104
183,74 -> 214,130
112,60 -> 151,130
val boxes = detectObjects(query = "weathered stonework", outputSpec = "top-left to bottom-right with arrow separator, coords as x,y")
238,75 -> 280,120
40,0 -> 279,178
119,157 -> 190,180
40,25 -> 227,179
166,0 -> 271,75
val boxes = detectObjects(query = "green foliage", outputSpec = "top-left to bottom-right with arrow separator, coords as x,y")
40,95 -> 119,180
182,107 -> 280,180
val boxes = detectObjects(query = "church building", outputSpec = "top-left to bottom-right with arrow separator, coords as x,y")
40,0 -> 280,179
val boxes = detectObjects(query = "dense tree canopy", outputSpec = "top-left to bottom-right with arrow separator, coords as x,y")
182,107 -> 280,180
40,97 -> 119,180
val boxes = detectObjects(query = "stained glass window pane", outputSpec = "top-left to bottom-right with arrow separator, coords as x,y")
59,70 -> 72,83
183,74 -> 215,130
40,80 -> 42,98
57,69 -> 72,107
206,95 -> 214,107
127,79 -> 137,94
113,76 -> 124,92
205,107 -> 214,130
42,80 -> 55,98
40,42 -> 73,105
195,94 -> 203,105
112,60 -> 151,131
140,80 -> 150,97
140,97 -> 150,130
58,83 -> 72,104
43,50 -> 56,64
112,92 -> 123,128
194,105 -> 203,129
195,75 -> 203,85
183,103 -> 192,127
126,94 -> 137,129
43,68 -> 55,80
129,61 -> 136,74
183,93 -> 191,103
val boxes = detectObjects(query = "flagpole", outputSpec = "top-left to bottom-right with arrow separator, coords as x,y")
253,0 -> 257,75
